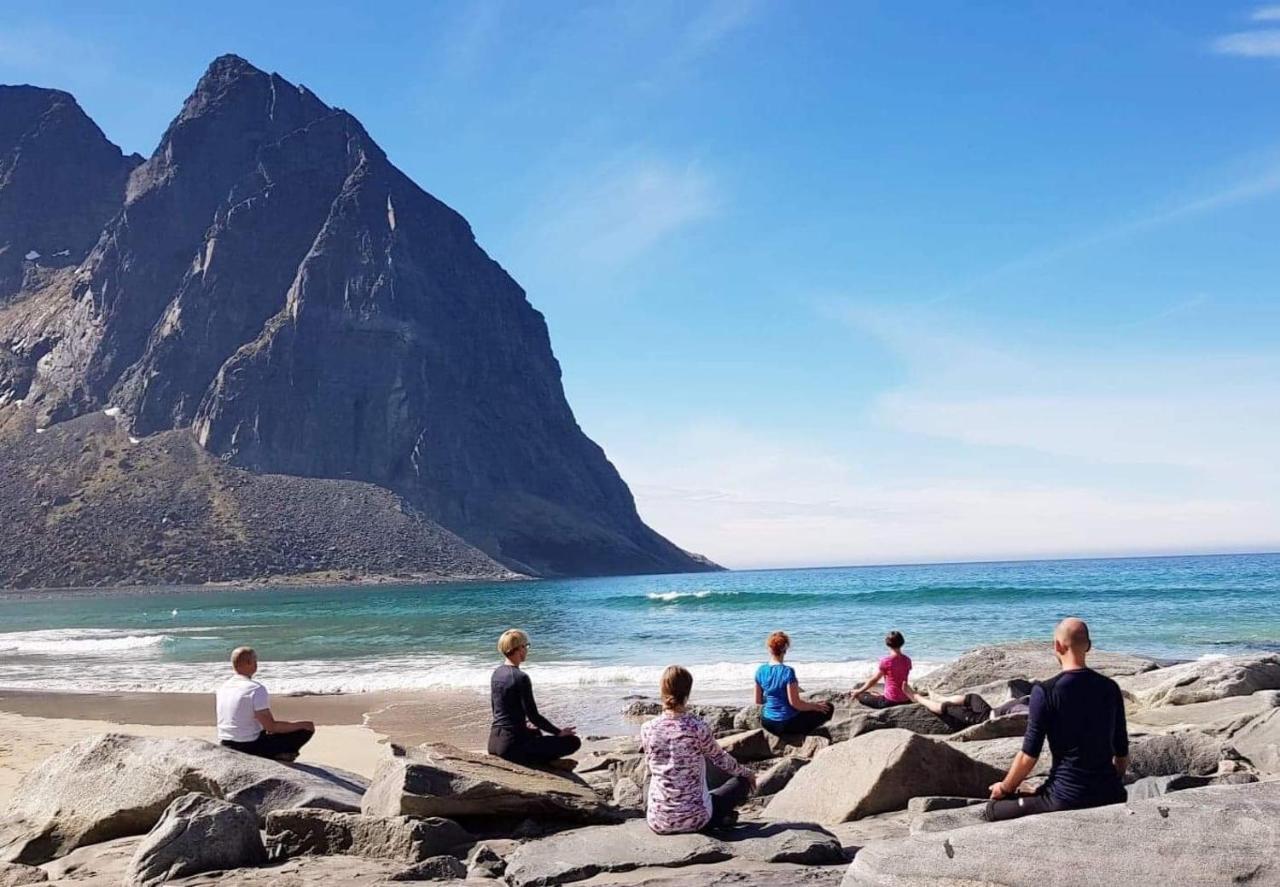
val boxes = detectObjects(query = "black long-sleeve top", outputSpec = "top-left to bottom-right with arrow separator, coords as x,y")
489,664 -> 559,749
1022,667 -> 1128,807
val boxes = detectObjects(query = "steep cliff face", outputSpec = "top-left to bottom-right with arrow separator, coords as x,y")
1,55 -> 717,579
0,86 -> 139,302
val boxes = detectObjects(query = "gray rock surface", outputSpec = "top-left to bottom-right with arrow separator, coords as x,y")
951,736 -> 1050,777
388,854 -> 467,881
1228,707 -> 1280,774
1128,690 -> 1280,733
466,840 -> 512,879
1124,772 -> 1257,802
263,809 -> 471,862
917,642 -> 1155,695
123,793 -> 265,887
1126,731 -> 1242,779
360,743 -> 620,825
504,820 -> 842,887
825,705 -> 955,743
1120,654 -> 1280,708
765,730 -> 1004,823
0,733 -> 364,864
843,780 -> 1280,886
0,54 -> 717,581
718,730 -> 776,763
756,757 -> 809,796
944,714 -> 1027,743
0,862 -> 45,886
575,861 -> 844,886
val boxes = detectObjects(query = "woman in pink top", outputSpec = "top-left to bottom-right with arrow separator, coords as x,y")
853,630 -> 912,709
640,665 -> 756,834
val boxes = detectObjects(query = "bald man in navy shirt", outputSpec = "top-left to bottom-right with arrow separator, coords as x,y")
985,618 -> 1129,821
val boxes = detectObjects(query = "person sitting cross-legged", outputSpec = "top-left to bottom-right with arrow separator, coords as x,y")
642,665 -> 757,833
215,646 -> 314,762
852,630 -> 913,708
755,631 -> 834,737
488,629 -> 581,767
985,618 -> 1129,822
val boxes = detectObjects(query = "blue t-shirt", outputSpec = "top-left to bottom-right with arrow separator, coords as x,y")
755,663 -> 798,721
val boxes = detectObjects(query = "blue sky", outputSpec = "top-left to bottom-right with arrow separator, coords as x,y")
3,2 -> 1278,568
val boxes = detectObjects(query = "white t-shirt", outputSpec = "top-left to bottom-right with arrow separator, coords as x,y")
215,675 -> 270,742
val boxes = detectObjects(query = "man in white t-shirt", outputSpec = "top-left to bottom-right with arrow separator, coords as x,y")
215,646 -> 314,762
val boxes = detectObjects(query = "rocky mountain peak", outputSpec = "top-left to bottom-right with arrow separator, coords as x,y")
0,55 -> 719,579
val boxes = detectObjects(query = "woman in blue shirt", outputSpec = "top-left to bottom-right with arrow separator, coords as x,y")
754,631 -> 835,736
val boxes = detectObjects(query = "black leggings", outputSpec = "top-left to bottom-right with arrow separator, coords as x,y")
490,730 -> 582,766
761,707 -> 833,737
221,729 -> 313,761
857,692 -> 910,710
985,787 -> 1126,822
707,776 -> 752,829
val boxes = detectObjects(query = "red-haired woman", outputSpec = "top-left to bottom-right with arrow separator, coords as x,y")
754,631 -> 834,736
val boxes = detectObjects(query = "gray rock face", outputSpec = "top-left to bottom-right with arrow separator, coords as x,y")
917,642 -> 1156,695
756,757 -> 810,796
1,54 -> 717,579
0,733 -> 364,864
719,730 -> 776,763
843,780 -> 1280,887
0,862 -> 45,886
360,743 -> 620,825
1129,690 -> 1280,733
944,714 -> 1027,743
263,809 -> 471,863
0,86 -> 139,303
765,730 -> 1004,824
1229,707 -> 1280,774
504,820 -> 843,887
1126,731 -> 1242,779
1120,654 -> 1280,708
825,705 -> 955,744
124,793 -> 266,887
1124,772 -> 1257,802
387,854 -> 467,881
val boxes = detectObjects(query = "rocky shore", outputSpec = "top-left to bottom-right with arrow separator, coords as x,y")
1,642 -> 1278,885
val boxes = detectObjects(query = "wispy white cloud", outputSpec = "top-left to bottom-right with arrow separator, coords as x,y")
1251,5 -> 1280,21
1212,29 -> 1280,57
935,156 -> 1280,304
511,154 -> 717,278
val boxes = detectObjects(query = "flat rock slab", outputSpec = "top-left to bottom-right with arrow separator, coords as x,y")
918,642 -> 1155,695
1119,654 -> 1280,708
0,733 -> 365,865
505,819 -> 843,887
766,730 -> 1004,824
577,861 -> 845,886
0,862 -> 46,885
944,714 -> 1027,743
951,737 -> 1051,777
1129,690 -> 1280,732
361,743 -> 620,825
843,780 -> 1280,886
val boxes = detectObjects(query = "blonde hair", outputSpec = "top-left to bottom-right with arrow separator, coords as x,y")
660,665 -> 693,709
498,629 -> 530,656
230,646 -> 256,669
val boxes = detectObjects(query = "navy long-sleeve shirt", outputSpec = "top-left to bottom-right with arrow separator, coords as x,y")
489,664 -> 559,755
1022,667 -> 1128,808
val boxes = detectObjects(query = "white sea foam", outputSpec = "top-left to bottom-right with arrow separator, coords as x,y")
0,628 -> 171,656
0,650 -> 941,695
645,590 -> 736,602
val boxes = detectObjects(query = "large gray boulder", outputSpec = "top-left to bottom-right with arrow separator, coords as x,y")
1126,731 -> 1243,779
504,819 -> 843,887
124,793 -> 265,887
765,730 -> 1004,823
825,706 -> 955,744
843,780 -> 1280,886
944,714 -> 1028,743
918,642 -> 1155,695
1229,707 -> 1280,775
0,733 -> 365,865
263,809 -> 471,862
360,743 -> 620,825
1120,654 -> 1280,708
1124,772 -> 1257,802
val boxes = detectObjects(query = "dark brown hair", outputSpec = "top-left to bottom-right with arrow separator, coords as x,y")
766,631 -> 791,657
885,630 -> 905,650
660,665 -> 693,709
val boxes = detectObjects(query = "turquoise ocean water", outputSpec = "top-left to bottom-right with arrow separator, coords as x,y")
0,553 -> 1276,696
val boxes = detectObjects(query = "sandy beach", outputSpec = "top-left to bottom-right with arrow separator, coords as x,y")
0,688 -> 496,809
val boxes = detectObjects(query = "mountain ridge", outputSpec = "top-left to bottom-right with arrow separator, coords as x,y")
0,54 -> 718,585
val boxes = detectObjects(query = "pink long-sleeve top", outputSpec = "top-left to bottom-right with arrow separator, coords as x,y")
639,710 -> 753,834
